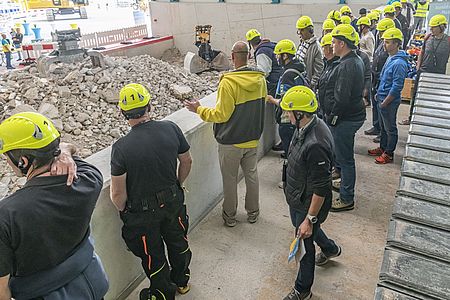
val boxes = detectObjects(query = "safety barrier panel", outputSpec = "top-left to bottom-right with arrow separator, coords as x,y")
22,42 -> 58,61
80,25 -> 148,49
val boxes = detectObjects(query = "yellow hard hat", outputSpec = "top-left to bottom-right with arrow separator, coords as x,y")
356,16 -> 371,26
274,39 -> 297,55
332,23 -> 359,46
384,5 -> 395,14
373,9 -> 382,14
280,86 -> 318,113
341,15 -> 352,25
320,33 -> 333,47
392,1 -> 402,9
0,112 -> 60,155
377,18 -> 395,31
400,0 -> 407,3
340,5 -> 352,15
246,29 -> 261,41
367,12 -> 379,21
382,27 -> 404,42
119,83 -> 151,112
327,10 -> 341,22
429,14 -> 448,27
296,16 -> 313,29
322,19 -> 336,30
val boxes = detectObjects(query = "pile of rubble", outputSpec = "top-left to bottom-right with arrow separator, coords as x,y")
0,54 -> 220,197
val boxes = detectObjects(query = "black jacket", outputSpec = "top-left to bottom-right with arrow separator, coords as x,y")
317,56 -> 340,117
372,41 -> 389,87
255,40 -> 283,85
356,49 -> 372,91
284,116 -> 333,222
330,51 -> 366,123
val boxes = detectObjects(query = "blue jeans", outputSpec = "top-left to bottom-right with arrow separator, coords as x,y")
329,119 -> 364,204
279,123 -> 296,157
289,207 -> 338,293
371,94 -> 380,132
378,100 -> 400,155
5,52 -> 13,69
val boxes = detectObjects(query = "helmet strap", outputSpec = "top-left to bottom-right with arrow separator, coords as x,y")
294,111 -> 304,128
7,152 -> 33,176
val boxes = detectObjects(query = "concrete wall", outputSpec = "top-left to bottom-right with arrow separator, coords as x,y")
87,92 -> 276,300
100,37 -> 174,59
149,1 -> 384,55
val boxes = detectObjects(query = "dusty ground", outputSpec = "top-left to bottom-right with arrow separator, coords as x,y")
126,104 -> 410,299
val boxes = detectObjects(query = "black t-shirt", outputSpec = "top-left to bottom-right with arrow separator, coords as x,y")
110,120 -> 190,206
0,158 -> 103,277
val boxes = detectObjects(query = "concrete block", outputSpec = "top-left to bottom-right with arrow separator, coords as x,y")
401,160 -> 450,185
398,176 -> 450,206
420,72 -> 450,80
414,106 -> 450,118
169,3 -> 198,35
417,86 -> 450,97
261,4 -> 301,19
410,123 -> 450,140
226,3 -> 263,23
194,3 -> 230,32
149,2 -> 173,36
262,15 -> 299,44
412,114 -> 450,130
406,134 -> 450,153
228,18 -> 264,45
374,287 -> 424,300
415,99 -> 450,111
405,145 -> 450,168
415,93 -> 450,104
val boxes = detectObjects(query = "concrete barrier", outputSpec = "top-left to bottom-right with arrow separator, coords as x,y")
87,92 -> 276,300
99,36 -> 174,58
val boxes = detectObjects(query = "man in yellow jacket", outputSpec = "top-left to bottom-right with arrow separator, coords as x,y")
185,41 -> 267,227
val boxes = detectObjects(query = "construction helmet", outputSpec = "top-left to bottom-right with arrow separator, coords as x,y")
356,16 -> 371,27
429,14 -> 448,27
245,29 -> 261,41
320,33 -> 333,47
341,15 -> 352,25
322,19 -> 336,30
384,5 -> 395,15
400,0 -> 407,3
367,12 -> 379,21
0,112 -> 60,155
280,86 -> 318,113
119,83 -> 151,112
392,1 -> 402,9
377,18 -> 395,31
274,39 -> 297,55
340,5 -> 352,15
327,10 -> 341,22
382,27 -> 404,42
373,9 -> 382,15
332,23 -> 359,47
296,16 -> 313,29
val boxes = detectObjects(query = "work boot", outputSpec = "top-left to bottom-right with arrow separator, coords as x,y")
364,127 -> 379,135
373,135 -> 380,143
272,142 -> 283,152
247,211 -> 259,224
316,245 -> 342,266
139,288 -> 155,300
331,198 -> 354,212
398,119 -> 410,125
283,288 -> 312,300
368,147 -> 383,156
177,284 -> 191,295
375,152 -> 393,164
332,178 -> 341,191
331,168 -> 341,180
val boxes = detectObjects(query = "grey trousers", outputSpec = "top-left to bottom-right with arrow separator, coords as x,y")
218,144 -> 259,221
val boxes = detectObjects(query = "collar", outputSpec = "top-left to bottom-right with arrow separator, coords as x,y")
300,115 -> 316,133
23,174 -> 68,188
340,50 -> 356,61
235,64 -> 249,70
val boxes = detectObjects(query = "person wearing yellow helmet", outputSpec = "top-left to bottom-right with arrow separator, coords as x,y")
340,5 -> 359,33
400,14 -> 450,126
340,5 -> 352,17
384,5 -> 402,30
328,23 -> 366,212
413,0 -> 430,31
327,10 -> 341,25
400,0 -> 415,41
368,28 -> 408,164
113,83 -> 194,299
0,112 -> 109,299
266,39 -> 308,160
393,1 -> 410,48
322,18 -> 336,35
357,16 -> 375,62
280,85 -> 341,300
340,15 -> 351,25
296,16 -> 324,90
246,29 -> 282,96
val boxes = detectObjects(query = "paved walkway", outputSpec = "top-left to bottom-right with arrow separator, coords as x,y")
127,104 -> 410,300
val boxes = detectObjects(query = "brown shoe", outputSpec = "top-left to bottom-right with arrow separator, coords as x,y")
368,147 -> 383,156
375,152 -> 393,164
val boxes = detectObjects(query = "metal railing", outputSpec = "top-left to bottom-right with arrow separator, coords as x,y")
80,25 -> 148,49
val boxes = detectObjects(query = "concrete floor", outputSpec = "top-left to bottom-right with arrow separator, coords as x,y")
127,104 -> 410,300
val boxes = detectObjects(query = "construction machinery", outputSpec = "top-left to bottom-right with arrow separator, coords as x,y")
184,25 -> 230,74
18,0 -> 88,21
36,28 -> 105,76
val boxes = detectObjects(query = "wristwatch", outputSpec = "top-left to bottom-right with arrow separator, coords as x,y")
306,214 -> 318,224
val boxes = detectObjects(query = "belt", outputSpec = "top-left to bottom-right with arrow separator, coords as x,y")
127,183 -> 179,212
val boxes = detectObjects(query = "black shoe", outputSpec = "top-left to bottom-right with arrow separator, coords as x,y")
364,127 -> 379,136
280,153 -> 287,159
316,245 -> 342,266
373,135 -> 380,143
272,142 -> 283,152
284,289 -> 312,300
139,288 -> 151,300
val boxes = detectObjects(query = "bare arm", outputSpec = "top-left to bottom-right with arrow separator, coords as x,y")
110,173 -> 127,211
51,142 -> 78,185
0,275 -> 11,300
178,151 -> 192,185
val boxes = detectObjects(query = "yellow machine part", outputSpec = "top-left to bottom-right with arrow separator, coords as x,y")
22,0 -> 86,10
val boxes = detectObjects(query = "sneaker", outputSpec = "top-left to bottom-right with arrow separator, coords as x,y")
316,245 -> 342,266
398,119 -> 410,126
331,168 -> 341,180
368,147 -> 383,156
364,127 -> 379,136
283,288 -> 312,300
247,211 -> 259,224
272,142 -> 283,152
331,198 -> 354,212
332,178 -> 341,191
373,135 -> 380,143
224,218 -> 237,227
177,285 -> 190,294
278,181 -> 284,189
139,288 -> 152,300
375,152 -> 393,164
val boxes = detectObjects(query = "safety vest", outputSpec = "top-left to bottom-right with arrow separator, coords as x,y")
414,1 -> 429,18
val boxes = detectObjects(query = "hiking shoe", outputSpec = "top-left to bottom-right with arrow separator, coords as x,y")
398,119 -> 410,126
139,288 -> 152,300
177,285 -> 191,295
364,127 -> 379,135
247,212 -> 259,224
283,288 -> 312,300
331,198 -> 354,212
332,178 -> 341,191
316,245 -> 342,266
368,147 -> 383,156
272,142 -> 283,152
375,152 -> 393,164
373,135 -> 380,143
332,168 -> 341,180
224,218 -> 237,227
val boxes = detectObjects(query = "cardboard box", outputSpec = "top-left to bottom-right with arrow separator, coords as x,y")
402,78 -> 415,100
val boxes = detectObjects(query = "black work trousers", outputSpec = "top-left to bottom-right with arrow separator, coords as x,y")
120,186 -> 191,300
